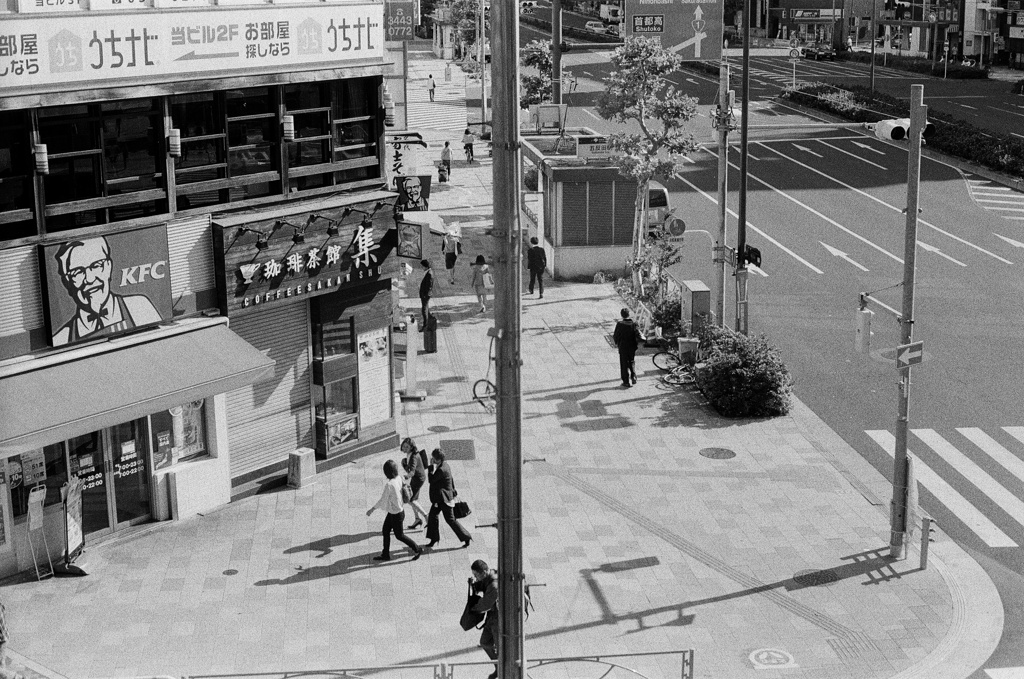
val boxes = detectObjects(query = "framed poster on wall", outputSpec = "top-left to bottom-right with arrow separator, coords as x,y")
357,327 -> 392,427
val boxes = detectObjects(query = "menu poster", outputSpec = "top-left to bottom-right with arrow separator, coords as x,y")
22,450 -> 47,486
357,327 -> 392,427
61,477 -> 84,560
155,431 -> 173,470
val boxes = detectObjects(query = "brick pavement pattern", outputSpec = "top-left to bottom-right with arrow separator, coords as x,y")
0,41 -> 1002,679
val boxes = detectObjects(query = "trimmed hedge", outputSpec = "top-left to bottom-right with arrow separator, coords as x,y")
692,324 -> 794,418
841,51 -> 990,79
783,82 -> 1024,179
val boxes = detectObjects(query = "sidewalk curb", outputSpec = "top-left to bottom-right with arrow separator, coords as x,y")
788,398 -> 1003,679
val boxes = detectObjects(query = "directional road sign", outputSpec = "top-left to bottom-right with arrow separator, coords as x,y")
896,340 -> 924,370
626,0 -> 724,62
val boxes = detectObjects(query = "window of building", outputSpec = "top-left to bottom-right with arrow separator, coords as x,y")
8,442 -> 68,519
0,110 -> 36,241
151,400 -> 209,470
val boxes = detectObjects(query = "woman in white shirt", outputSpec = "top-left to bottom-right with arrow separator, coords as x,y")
366,459 -> 423,561
470,254 -> 490,314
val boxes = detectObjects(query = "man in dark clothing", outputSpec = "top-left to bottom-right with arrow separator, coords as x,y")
469,559 -> 499,679
613,307 -> 643,387
418,259 -> 434,328
526,237 -> 547,298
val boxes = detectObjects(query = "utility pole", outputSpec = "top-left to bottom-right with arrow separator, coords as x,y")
491,1 -> 525,675
551,0 -> 562,104
712,63 -> 735,328
735,0 -> 751,335
480,0 -> 488,131
870,0 -> 877,91
890,84 -> 927,560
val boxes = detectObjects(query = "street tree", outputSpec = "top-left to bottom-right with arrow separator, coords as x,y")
448,0 -> 481,51
520,40 -> 553,108
595,37 -> 699,291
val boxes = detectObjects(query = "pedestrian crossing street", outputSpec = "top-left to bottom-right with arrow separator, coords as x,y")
866,427 -> 1024,548
406,82 -> 469,132
965,174 -> 1024,221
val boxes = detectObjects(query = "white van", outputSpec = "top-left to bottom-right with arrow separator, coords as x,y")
646,181 -> 672,227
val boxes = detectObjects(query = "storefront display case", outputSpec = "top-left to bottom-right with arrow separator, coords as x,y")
312,302 -> 360,459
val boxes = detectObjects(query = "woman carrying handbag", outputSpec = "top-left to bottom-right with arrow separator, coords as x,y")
401,437 -> 430,530
424,448 -> 472,550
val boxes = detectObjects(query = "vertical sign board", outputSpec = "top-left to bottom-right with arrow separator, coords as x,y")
357,327 -> 393,427
626,0 -> 725,62
27,486 -> 46,533
62,477 -> 85,564
386,0 -> 417,41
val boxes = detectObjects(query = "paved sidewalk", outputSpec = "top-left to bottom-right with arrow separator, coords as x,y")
0,40 -> 1003,679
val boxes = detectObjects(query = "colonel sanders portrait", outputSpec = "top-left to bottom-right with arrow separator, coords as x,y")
52,236 -> 163,346
396,175 -> 431,212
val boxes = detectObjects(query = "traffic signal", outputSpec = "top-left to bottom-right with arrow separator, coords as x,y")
872,118 -> 935,141
743,244 -> 761,268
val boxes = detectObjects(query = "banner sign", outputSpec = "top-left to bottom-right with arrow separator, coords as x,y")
0,2 -> 384,94
41,225 -> 173,348
626,0 -> 724,62
385,0 -> 416,41
61,476 -> 84,562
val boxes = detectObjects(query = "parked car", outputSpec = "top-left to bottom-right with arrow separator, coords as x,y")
606,23 -> 620,37
803,42 -> 836,60
584,21 -> 609,35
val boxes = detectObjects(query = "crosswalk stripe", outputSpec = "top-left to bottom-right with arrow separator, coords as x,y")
958,428 -> 1024,486
1003,427 -> 1024,448
986,667 -> 1024,678
914,429 -> 1024,529
865,430 -> 1018,548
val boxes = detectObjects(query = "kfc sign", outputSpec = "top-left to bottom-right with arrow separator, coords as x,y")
41,226 -> 173,347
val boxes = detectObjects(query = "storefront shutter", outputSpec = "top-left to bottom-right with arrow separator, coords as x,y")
561,182 -> 589,246
225,303 -> 313,480
0,245 -> 43,337
613,181 -> 639,246
167,214 -> 216,311
588,182 -> 614,245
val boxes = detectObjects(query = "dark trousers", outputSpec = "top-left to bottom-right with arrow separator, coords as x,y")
619,351 -> 636,385
420,297 -> 431,327
426,502 -> 472,543
480,622 -> 498,660
382,510 -> 419,557
529,269 -> 544,295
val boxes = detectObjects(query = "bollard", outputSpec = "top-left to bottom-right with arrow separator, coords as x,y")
920,516 -> 935,570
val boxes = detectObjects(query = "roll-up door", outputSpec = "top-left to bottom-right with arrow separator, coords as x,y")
614,181 -> 638,246
561,182 -> 589,246
226,303 -> 312,480
0,245 -> 43,338
167,214 -> 216,313
589,182 -> 614,245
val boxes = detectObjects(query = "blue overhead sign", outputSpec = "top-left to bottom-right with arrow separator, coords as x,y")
625,0 -> 724,62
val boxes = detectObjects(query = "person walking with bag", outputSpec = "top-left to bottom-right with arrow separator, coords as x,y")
526,236 -> 546,298
613,307 -> 644,388
427,74 -> 436,102
442,230 -> 460,285
440,141 -> 453,180
424,448 -> 472,550
468,559 -> 499,679
401,437 -> 430,529
470,255 -> 492,314
366,459 -> 422,561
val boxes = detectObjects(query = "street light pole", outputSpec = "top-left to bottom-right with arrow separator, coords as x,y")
736,0 -> 751,335
491,1 -> 525,675
870,0 -> 877,91
713,63 -> 733,328
552,0 -> 562,104
890,84 -> 927,560
480,0 -> 488,131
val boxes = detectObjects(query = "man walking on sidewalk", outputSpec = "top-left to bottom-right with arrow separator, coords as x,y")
526,236 -> 546,298
613,308 -> 643,387
418,259 -> 434,328
427,74 -> 436,102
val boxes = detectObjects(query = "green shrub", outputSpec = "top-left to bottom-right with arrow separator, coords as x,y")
649,295 -> 684,338
692,328 -> 793,418
524,166 -> 539,191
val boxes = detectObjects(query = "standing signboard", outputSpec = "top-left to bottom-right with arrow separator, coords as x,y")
626,0 -> 725,62
56,477 -> 87,576
26,486 -> 54,580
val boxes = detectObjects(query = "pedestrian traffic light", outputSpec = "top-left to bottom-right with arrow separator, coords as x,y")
871,118 -> 935,141
743,244 -> 761,268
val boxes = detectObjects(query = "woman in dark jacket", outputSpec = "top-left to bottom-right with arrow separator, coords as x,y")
470,559 -> 499,678
425,448 -> 472,549
401,437 -> 430,529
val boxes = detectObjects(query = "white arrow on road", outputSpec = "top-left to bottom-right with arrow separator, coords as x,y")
792,143 -> 824,158
897,345 -> 923,366
851,141 -> 887,156
994,233 -> 1024,248
820,242 -> 869,271
919,241 -> 966,266
686,78 -> 700,84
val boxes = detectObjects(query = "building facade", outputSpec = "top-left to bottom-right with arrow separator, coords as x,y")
0,0 -> 402,579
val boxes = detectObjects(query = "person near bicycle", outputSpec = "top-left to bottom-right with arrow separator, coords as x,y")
462,128 -> 476,163
613,307 -> 644,388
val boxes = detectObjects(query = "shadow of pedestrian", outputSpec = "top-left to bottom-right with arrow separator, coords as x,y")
254,551 -> 414,586
283,531 -> 377,559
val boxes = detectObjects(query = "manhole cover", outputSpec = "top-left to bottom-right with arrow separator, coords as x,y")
223,569 -> 238,576
793,568 -> 841,587
699,447 -> 736,460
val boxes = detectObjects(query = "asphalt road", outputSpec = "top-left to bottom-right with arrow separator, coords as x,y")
560,68 -> 1024,677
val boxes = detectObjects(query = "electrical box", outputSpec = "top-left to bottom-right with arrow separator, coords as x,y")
679,280 -> 711,334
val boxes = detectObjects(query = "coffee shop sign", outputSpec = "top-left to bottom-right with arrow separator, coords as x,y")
238,223 -> 382,308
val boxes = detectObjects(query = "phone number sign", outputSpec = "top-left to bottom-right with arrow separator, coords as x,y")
1,2 -> 384,94
386,0 -> 416,41
626,0 -> 723,62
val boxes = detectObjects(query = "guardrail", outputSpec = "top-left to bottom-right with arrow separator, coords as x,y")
183,649 -> 695,679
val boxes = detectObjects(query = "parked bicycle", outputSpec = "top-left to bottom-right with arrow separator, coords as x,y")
652,333 -> 710,387
472,334 -> 496,412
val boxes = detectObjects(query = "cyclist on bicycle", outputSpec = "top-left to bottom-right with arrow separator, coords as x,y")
462,128 -> 476,163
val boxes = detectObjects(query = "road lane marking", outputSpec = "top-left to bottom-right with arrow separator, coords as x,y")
958,103 -> 979,110
759,143 -> 1015,265
718,154 -> 904,264
985,667 -> 1024,679
820,242 -> 869,271
791,143 -> 824,158
988,206 -> 1024,212
976,199 -> 1024,204
851,140 -> 888,156
865,430 -> 1018,548
817,140 -> 887,170
1003,428 -> 1024,449
987,106 -> 1024,119
995,234 -> 1024,248
957,428 -> 1024,488
583,109 -> 601,121
671,170 -> 824,274
919,241 -> 966,266
915,429 -> 1024,530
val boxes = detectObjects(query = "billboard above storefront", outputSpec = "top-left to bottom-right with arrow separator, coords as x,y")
0,2 -> 384,96
40,225 -> 173,348
625,0 -> 724,62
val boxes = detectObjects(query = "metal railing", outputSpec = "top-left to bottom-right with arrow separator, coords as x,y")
184,650 -> 695,679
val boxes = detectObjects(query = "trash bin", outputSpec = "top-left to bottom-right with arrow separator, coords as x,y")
422,315 -> 438,354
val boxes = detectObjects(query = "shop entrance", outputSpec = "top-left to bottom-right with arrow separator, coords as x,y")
68,418 -> 152,538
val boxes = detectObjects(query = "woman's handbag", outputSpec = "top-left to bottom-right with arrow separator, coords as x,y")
453,500 -> 472,519
482,271 -> 494,290
460,581 -> 485,631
